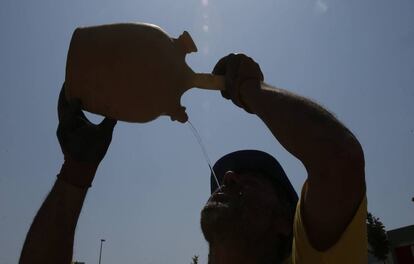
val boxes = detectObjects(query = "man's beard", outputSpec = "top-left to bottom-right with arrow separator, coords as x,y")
200,195 -> 249,243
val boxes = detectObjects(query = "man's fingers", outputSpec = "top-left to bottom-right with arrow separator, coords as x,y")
213,53 -> 260,77
58,84 -> 69,122
212,56 -> 228,75
212,53 -> 238,75
68,99 -> 90,121
58,87 -> 81,120
239,57 -> 264,81
58,84 -> 87,123
98,117 -> 117,132
213,53 -> 263,111
213,54 -> 240,99
220,90 -> 232,100
213,53 -> 250,88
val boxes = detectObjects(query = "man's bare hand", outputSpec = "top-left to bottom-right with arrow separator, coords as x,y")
212,53 -> 264,113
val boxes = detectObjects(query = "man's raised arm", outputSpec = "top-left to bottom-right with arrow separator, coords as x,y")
19,85 -> 117,264
213,54 -> 365,251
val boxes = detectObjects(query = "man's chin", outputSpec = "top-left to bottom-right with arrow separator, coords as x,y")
201,202 -> 231,226
200,202 -> 241,242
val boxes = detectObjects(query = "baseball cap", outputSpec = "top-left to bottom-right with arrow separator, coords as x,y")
210,150 -> 299,212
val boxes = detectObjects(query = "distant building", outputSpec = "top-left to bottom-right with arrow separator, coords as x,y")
388,225 -> 414,264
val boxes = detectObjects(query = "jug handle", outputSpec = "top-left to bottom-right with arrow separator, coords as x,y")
192,73 -> 225,91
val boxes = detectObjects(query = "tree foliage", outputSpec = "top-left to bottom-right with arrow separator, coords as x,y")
367,212 -> 390,261
191,255 -> 199,264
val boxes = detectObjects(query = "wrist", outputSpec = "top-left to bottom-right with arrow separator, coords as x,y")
239,79 -> 263,114
57,157 -> 99,188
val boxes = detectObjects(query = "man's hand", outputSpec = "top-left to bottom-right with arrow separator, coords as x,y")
56,84 -> 117,187
212,53 -> 264,113
57,85 -> 117,163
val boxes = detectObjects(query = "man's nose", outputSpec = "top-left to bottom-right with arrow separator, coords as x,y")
222,171 -> 241,187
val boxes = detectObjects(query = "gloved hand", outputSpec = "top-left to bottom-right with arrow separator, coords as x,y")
56,84 -> 117,187
212,53 -> 264,113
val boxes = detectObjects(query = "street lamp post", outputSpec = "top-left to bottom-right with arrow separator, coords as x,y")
98,239 -> 106,264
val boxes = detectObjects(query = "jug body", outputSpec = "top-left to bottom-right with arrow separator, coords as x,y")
65,23 -> 196,123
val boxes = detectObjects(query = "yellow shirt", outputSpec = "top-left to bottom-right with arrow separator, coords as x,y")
289,183 -> 368,263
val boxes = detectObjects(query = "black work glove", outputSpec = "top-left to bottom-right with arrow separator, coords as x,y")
212,53 -> 264,113
56,84 -> 117,187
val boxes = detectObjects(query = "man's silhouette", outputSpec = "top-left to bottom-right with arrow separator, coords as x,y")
19,54 -> 367,264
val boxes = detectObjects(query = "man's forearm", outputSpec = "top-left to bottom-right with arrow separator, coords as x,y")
243,82 -> 363,169
19,179 -> 88,264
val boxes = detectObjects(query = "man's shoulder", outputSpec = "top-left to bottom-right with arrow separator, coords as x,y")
290,184 -> 368,263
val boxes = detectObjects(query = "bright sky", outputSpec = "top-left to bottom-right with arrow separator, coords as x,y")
1,0 -> 413,263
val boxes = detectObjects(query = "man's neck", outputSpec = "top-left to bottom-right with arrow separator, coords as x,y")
208,240 -> 259,264
208,236 -> 286,264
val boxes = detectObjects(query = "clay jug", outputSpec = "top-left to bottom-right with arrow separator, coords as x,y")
65,23 -> 225,123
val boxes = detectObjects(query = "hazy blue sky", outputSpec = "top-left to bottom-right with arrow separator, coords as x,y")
1,0 -> 413,263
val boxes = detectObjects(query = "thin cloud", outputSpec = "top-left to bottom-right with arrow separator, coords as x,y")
315,0 -> 328,14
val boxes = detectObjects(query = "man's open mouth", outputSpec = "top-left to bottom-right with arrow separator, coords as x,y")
210,192 -> 229,202
205,189 -> 243,209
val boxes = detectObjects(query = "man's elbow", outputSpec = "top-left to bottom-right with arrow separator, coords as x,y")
345,134 -> 364,164
332,134 -> 365,174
